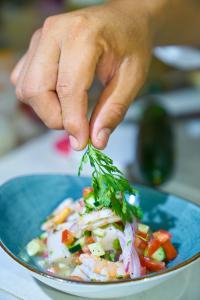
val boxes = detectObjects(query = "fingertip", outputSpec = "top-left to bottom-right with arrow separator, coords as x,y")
91,128 -> 111,150
64,118 -> 89,151
91,141 -> 106,150
69,135 -> 89,151
69,135 -> 80,151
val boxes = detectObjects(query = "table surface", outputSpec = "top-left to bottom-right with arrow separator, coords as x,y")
1,90 -> 200,299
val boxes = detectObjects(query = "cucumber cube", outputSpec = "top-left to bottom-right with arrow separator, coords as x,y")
93,228 -> 105,237
85,195 -> 95,209
152,247 -> 166,262
27,239 -> 45,256
138,223 -> 149,234
88,242 -> 105,256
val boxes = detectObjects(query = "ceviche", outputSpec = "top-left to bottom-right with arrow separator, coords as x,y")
25,143 -> 177,281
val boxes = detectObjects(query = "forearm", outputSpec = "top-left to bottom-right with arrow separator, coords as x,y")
150,0 -> 200,46
108,0 -> 200,46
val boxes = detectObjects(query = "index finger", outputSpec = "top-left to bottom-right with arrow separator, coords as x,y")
57,41 -> 101,150
18,29 -> 63,129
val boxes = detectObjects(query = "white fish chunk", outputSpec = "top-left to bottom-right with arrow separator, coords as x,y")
47,230 -> 71,263
79,254 -> 127,280
96,225 -> 118,251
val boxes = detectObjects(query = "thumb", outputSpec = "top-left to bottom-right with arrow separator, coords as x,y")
90,57 -> 147,149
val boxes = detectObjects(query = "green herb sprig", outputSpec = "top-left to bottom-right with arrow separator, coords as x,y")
78,142 -> 143,223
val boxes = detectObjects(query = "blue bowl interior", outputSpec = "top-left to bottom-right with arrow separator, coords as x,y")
0,175 -> 200,274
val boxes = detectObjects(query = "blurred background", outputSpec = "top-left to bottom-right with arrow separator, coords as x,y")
0,0 -> 200,202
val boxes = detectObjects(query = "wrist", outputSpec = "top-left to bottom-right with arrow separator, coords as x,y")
146,0 -> 200,46
145,0 -> 172,46
107,0 -> 172,47
106,0 -> 155,43
106,0 -> 200,46
106,0 -> 169,46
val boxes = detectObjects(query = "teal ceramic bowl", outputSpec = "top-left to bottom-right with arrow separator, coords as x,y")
0,175 -> 200,299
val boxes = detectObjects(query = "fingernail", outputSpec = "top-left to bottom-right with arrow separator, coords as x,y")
97,128 -> 111,148
69,135 -> 80,150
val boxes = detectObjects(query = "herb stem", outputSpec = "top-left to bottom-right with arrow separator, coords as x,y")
78,142 -> 143,222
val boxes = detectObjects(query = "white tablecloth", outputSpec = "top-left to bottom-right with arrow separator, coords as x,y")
0,128 -> 199,300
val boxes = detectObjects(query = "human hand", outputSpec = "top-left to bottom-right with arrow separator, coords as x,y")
11,1 -> 153,150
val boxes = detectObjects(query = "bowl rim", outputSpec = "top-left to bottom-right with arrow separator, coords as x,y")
1,242 -> 200,286
0,174 -> 200,286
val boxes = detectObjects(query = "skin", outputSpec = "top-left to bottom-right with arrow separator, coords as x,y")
11,0 -> 200,150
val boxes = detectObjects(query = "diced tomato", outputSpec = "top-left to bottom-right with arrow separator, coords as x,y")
140,266 -> 147,276
82,245 -> 90,253
61,229 -> 75,246
153,230 -> 172,244
83,187 -> 94,198
162,240 -> 177,261
140,240 -> 148,250
85,236 -> 95,245
136,230 -> 149,240
140,256 -> 165,272
135,236 -> 148,250
146,239 -> 161,257
139,255 -> 146,267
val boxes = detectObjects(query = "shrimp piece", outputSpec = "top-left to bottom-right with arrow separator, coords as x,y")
71,266 -> 90,281
71,264 -> 106,281
79,209 -> 120,231
53,207 -> 72,225
41,198 -> 74,231
57,209 -> 120,238
53,198 -> 74,214
79,254 -> 127,280
80,208 -> 118,224
78,265 -> 107,281
84,216 -> 121,231
42,207 -> 72,231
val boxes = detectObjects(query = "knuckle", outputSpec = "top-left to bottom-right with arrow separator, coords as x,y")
70,14 -> 92,37
29,28 -> 42,48
32,28 -> 42,41
56,83 -> 73,100
110,103 -> 127,122
72,14 -> 90,29
16,86 -> 23,101
18,84 -> 38,101
42,16 -> 57,33
16,85 -> 27,102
